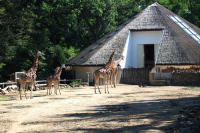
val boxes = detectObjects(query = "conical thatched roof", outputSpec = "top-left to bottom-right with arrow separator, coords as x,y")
66,2 -> 200,66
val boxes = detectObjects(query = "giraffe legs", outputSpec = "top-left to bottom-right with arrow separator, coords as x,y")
47,81 -> 52,95
112,73 -> 117,88
113,69 -> 118,88
19,81 -> 28,100
110,74 -> 113,88
113,75 -> 116,88
23,84 -> 27,99
19,84 -> 23,100
58,83 -> 61,95
54,84 -> 57,95
105,76 -> 110,94
47,86 -> 51,95
94,75 -> 101,94
30,81 -> 34,99
54,82 -> 60,95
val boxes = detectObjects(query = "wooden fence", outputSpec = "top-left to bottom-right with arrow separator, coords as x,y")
120,67 -> 152,85
0,81 -> 17,88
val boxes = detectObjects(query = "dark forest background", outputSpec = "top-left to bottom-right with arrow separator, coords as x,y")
0,0 -> 200,81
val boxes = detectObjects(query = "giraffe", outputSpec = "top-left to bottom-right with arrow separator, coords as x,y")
93,50 -> 117,94
18,51 -> 45,100
46,64 -> 66,95
46,66 -> 60,95
109,56 -> 124,88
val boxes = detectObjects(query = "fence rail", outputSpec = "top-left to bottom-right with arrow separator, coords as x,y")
0,79 -> 82,89
35,79 -> 82,87
0,82 -> 17,88
121,67 -> 151,85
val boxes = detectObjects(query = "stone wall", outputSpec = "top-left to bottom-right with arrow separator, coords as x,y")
172,71 -> 200,85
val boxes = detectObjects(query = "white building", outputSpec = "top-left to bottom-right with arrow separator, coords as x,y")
66,1 -> 200,83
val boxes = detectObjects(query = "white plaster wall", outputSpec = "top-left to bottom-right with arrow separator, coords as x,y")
72,66 -> 102,82
120,30 -> 163,68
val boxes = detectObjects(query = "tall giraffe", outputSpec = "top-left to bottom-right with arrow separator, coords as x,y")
93,50 -> 117,94
46,64 -> 66,95
19,51 -> 45,100
110,56 -> 124,88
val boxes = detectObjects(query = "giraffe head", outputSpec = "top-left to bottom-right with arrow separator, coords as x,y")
122,56 -> 124,60
61,64 -> 65,69
37,51 -> 45,56
113,50 -> 117,55
65,66 -> 72,71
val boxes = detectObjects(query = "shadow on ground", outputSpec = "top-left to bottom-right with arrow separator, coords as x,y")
28,95 -> 200,133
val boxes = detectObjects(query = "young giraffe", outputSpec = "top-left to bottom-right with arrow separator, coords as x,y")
110,56 -> 124,88
93,50 -> 117,94
46,64 -> 65,95
46,66 -> 60,95
19,51 -> 45,100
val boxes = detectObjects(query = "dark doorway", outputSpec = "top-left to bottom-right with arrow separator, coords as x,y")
144,44 -> 154,68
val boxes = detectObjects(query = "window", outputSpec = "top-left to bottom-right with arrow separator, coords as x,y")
168,15 -> 200,44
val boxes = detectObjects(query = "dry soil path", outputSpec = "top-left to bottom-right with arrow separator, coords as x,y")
1,84 -> 200,133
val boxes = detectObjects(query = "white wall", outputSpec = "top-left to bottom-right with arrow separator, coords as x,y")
120,30 -> 163,68
72,66 -> 102,82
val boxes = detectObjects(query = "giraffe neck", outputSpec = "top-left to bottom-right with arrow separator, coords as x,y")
105,51 -> 115,67
28,54 -> 39,73
32,54 -> 39,72
55,65 -> 63,77
114,57 -> 123,66
54,67 -> 60,75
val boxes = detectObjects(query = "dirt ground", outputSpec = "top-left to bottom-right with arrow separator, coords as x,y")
1,84 -> 200,133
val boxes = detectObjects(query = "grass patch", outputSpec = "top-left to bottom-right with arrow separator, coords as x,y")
186,87 -> 200,91
8,105 -> 30,109
49,98 -> 66,100
0,111 -> 7,114
107,96 -> 122,98
0,97 -> 11,101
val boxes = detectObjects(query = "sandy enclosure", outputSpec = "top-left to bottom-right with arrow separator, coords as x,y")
1,84 -> 200,133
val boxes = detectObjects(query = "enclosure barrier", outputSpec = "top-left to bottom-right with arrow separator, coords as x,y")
34,79 -> 82,88
120,67 -> 151,85
0,82 -> 17,88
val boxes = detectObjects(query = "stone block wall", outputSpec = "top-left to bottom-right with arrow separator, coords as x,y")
172,71 -> 200,85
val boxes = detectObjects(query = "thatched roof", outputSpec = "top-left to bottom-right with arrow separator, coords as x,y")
66,2 -> 200,66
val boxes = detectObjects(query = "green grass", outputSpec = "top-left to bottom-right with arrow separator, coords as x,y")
9,105 -> 30,109
186,87 -> 200,91
0,97 -> 11,101
49,98 -> 66,100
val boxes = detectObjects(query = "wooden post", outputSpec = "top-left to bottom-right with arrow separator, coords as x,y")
87,73 -> 89,86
